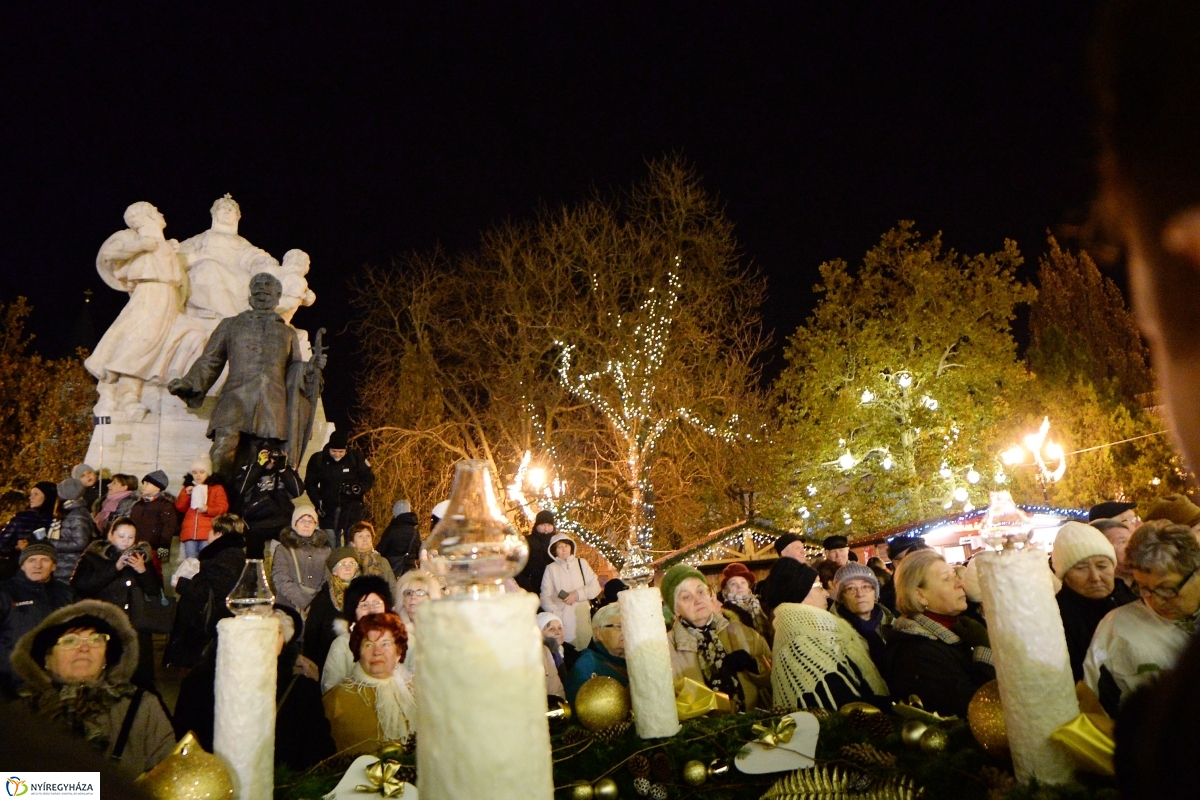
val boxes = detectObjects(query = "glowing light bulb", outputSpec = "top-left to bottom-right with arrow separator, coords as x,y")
939,466 -> 952,479
898,373 -> 913,388
807,484 -> 818,496
860,389 -> 875,404
838,452 -> 856,471
967,469 -> 980,484
922,396 -> 939,411
799,507 -> 811,519
526,467 -> 547,490
994,471 -> 1007,485
1001,446 -> 1026,466
953,486 -> 968,502
881,455 -> 894,470
1044,441 -> 1064,461
963,501 -> 975,512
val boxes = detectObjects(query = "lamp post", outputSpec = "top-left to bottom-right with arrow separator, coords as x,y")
1000,417 -> 1066,501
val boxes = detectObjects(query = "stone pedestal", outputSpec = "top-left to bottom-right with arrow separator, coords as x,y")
85,382 -> 333,493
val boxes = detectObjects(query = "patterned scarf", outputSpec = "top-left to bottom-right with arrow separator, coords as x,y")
680,617 -> 746,712
329,574 -> 353,612
21,679 -> 138,752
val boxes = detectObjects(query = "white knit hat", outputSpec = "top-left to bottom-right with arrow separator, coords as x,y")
1051,521 -> 1117,579
536,612 -> 562,631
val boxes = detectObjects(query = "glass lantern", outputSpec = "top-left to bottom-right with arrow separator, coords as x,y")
422,459 -> 530,597
226,559 -> 275,616
979,491 -> 1035,551
619,538 -> 655,588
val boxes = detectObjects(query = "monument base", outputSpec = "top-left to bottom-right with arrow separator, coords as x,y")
85,382 -> 333,495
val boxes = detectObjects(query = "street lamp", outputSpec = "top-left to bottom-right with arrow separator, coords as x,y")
1000,416 -> 1066,499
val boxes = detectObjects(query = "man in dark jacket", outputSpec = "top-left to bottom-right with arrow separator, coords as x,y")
164,515 -> 248,669
304,430 -> 375,547
234,448 -> 304,558
0,543 -> 73,697
377,500 -> 422,576
516,510 -> 556,598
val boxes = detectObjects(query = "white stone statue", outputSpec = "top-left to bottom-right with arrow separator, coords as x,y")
276,248 -> 316,323
177,194 -> 278,330
84,202 -> 207,419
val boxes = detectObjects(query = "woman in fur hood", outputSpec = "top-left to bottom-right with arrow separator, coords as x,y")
10,599 -> 175,775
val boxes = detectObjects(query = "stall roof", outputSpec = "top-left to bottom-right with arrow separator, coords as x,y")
651,519 -> 808,571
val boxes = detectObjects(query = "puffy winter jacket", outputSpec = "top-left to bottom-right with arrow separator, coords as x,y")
539,533 -> 600,645
128,494 -> 179,550
271,526 -> 331,613
377,511 -> 421,575
70,541 -> 163,621
52,500 -> 97,582
174,481 -> 230,543
0,571 -> 74,695
164,533 -> 246,668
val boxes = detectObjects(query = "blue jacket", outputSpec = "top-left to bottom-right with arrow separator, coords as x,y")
565,639 -> 628,705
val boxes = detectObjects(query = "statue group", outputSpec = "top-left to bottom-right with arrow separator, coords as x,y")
84,195 -> 325,477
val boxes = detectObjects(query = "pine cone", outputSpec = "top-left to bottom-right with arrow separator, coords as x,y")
595,720 -> 633,742
769,704 -> 797,716
649,784 -> 669,800
633,776 -> 652,796
840,742 -> 897,769
402,733 -> 417,755
981,765 -> 1016,799
393,765 -> 417,784
865,713 -> 895,740
628,754 -> 651,778
650,752 -> 672,783
562,728 -> 592,745
806,707 -> 834,721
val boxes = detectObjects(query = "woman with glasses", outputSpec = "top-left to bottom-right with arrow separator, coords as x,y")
1084,521 -> 1200,715
10,600 -> 175,775
322,612 -> 416,756
832,563 -> 894,669
1050,522 -> 1135,682
302,547 -> 362,671
396,569 -> 443,669
321,575 -> 397,693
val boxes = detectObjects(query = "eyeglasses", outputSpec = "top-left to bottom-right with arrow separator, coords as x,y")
1137,567 -> 1198,601
56,633 -> 110,650
596,624 -> 622,630
357,598 -> 386,611
842,584 -> 876,595
402,590 -> 429,599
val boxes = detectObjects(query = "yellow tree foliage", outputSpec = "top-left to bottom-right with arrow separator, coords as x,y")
352,159 -> 769,551
0,297 -> 93,489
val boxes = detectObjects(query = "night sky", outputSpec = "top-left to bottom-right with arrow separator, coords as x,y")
0,3 -> 1101,431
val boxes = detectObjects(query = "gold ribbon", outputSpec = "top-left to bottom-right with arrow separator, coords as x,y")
356,759 -> 407,797
751,716 -> 798,749
674,677 -> 733,720
892,694 -> 959,725
1050,713 -> 1115,776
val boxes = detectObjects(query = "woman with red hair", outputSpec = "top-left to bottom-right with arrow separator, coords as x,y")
322,612 -> 415,755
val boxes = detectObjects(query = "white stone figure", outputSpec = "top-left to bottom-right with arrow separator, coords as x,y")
85,202 -> 207,420
276,249 -> 316,324
178,194 -> 278,330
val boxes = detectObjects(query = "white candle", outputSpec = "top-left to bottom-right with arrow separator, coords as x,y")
619,586 -> 681,738
415,591 -> 554,800
214,615 -> 278,800
977,548 -> 1080,784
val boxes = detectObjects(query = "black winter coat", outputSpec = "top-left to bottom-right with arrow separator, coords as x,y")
174,640 -> 335,771
882,617 -> 995,718
301,584 -> 340,670
234,461 -> 304,534
0,509 -> 54,558
304,448 -> 375,531
164,534 -> 246,669
128,495 -> 179,551
1057,584 -> 1136,681
53,501 -> 97,582
70,541 -> 162,620
377,512 -> 421,575
516,530 -> 555,598
0,571 -> 74,696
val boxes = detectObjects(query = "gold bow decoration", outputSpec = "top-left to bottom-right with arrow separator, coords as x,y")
674,677 -> 733,720
892,694 -> 959,726
356,759 -> 407,797
750,716 -> 798,749
1050,713 -> 1115,776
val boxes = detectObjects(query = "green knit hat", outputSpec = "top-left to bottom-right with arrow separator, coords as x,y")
659,563 -> 706,612
326,546 -> 361,572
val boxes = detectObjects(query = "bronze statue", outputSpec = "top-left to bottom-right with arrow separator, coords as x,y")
168,272 -> 326,475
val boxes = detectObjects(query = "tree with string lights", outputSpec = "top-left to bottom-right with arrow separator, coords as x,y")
352,158 -> 768,553
771,223 -> 1035,536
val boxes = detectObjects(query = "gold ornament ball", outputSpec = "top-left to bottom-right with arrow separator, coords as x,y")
968,679 -> 1010,761
136,732 -> 233,800
682,759 -> 709,787
900,719 -> 928,749
569,782 -> 595,800
574,675 -> 632,731
919,726 -> 950,754
593,777 -> 620,800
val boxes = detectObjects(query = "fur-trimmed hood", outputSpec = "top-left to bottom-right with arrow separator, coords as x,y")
81,539 -> 155,562
280,526 -> 329,549
10,599 -> 139,689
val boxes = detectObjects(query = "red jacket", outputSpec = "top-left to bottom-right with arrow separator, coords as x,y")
175,483 -> 230,542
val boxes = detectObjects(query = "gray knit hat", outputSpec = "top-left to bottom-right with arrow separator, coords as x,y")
19,542 -> 58,566
142,470 -> 169,491
393,500 -> 412,517
71,464 -> 96,480
56,478 -> 84,502
833,562 -> 880,597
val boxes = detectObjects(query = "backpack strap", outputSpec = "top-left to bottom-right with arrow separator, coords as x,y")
110,689 -> 144,762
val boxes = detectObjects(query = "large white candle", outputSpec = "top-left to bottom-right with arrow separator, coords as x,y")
619,586 -> 681,738
415,590 -> 554,800
977,548 -> 1079,783
214,615 -> 278,800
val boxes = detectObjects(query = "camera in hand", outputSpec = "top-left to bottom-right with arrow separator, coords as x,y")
341,482 -> 364,497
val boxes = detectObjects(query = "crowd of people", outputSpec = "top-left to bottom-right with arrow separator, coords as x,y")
6,420 -> 1196,784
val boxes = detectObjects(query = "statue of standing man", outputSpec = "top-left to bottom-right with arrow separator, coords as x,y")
168,273 -> 326,476
85,202 -> 207,419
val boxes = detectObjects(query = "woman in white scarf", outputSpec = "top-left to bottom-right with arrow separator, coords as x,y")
322,612 -> 417,755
